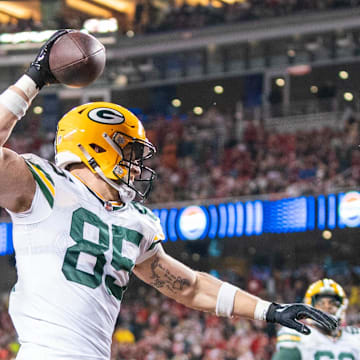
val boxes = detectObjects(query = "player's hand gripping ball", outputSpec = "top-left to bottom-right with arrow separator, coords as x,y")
26,29 -> 106,89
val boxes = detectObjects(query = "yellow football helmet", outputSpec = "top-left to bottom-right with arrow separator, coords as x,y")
304,278 -> 348,321
55,102 -> 156,200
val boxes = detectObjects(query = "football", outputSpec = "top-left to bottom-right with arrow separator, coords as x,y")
49,30 -> 106,88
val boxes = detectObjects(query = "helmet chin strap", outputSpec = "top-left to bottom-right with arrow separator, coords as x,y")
77,144 -> 136,203
118,183 -> 136,203
335,298 -> 348,323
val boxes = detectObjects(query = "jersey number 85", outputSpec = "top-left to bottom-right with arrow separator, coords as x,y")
62,207 -> 143,301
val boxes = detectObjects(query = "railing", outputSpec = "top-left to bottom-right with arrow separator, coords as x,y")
1,7 -> 360,92
148,182 -> 357,210
265,112 -> 341,132
0,180 -> 356,223
242,98 -> 354,131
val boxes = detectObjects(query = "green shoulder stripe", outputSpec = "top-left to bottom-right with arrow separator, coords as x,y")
25,160 -> 55,208
28,161 -> 54,185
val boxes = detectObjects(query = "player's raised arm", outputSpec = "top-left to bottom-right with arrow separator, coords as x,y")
134,246 -> 338,335
0,30 -> 69,212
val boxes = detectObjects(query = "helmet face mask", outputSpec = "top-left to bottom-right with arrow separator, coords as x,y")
110,131 -> 156,199
55,102 -> 157,201
312,294 -> 341,309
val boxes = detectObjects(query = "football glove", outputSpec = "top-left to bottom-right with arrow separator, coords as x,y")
266,302 -> 338,335
25,29 -> 71,89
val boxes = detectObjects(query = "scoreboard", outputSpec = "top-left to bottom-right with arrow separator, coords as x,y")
0,191 -> 359,255
153,192 -> 360,242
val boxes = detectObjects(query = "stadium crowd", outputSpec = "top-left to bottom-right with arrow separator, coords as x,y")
0,261 -> 359,359
0,2 -> 359,359
146,109 -> 359,203
2,106 -> 359,209
2,0 -> 360,36
133,0 -> 360,34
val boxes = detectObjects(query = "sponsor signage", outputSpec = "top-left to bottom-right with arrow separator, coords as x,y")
1,192 -> 359,254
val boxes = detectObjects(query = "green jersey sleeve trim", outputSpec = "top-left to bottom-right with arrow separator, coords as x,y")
277,334 -> 301,343
148,240 -> 162,251
28,161 -> 54,185
25,160 -> 55,208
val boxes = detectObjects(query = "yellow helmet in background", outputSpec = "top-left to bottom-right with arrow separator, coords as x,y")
55,102 -> 156,200
304,278 -> 348,321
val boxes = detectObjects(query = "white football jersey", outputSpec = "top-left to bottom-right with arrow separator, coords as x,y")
276,324 -> 360,360
6,154 -> 165,360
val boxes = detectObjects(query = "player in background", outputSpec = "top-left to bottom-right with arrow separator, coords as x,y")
0,30 -> 337,360
272,278 -> 360,360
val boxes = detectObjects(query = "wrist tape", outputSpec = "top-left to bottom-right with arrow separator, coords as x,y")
0,89 -> 28,119
254,299 -> 272,321
216,282 -> 238,317
15,75 -> 39,101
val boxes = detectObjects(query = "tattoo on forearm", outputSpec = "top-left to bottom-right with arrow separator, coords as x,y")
150,258 -> 191,294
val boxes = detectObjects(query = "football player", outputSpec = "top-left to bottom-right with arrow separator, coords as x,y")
0,30 -> 337,360
272,278 -> 360,360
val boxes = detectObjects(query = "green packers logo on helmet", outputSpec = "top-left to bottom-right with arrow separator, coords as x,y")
88,108 -> 125,124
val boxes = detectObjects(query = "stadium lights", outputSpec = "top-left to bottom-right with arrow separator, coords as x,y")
33,106 -> 43,115
0,29 -> 94,45
310,85 -> 318,94
90,0 -> 128,12
0,22 -> 117,45
287,49 -> 296,57
0,2 -> 33,19
275,78 -> 285,87
66,0 -> 112,18
193,106 -> 203,115
339,70 -> 349,80
83,18 -> 118,33
114,74 -> 128,86
214,85 -> 224,94
344,92 -> 354,101
126,30 -> 135,38
171,99 -> 182,107
0,30 -> 56,44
